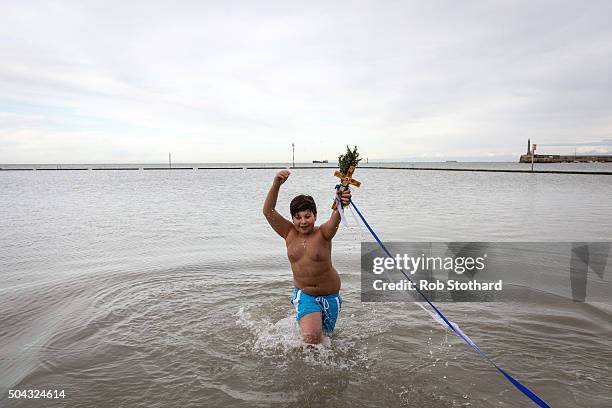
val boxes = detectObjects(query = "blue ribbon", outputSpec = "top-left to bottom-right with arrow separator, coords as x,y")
348,197 -> 550,408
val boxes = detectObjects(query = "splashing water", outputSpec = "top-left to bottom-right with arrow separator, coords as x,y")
235,306 -> 370,371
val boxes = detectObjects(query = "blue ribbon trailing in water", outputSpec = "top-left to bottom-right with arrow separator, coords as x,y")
347,197 -> 550,408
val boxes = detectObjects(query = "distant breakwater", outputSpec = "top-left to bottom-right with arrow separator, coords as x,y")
520,154 -> 612,163
1,166 -> 610,175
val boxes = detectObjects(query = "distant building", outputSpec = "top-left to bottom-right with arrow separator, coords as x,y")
527,139 -> 531,155
519,139 -> 612,163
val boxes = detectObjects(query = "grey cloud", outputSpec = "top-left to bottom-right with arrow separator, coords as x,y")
1,1 -> 612,162
541,139 -> 612,147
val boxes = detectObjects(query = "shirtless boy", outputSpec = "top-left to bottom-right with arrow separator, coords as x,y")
262,170 -> 351,344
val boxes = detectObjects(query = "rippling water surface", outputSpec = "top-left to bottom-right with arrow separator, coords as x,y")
1,165 -> 611,407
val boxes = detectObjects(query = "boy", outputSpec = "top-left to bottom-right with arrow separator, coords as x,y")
262,169 -> 351,344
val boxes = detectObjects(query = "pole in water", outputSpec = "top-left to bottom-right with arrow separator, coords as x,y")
292,143 -> 295,168
169,152 -> 172,168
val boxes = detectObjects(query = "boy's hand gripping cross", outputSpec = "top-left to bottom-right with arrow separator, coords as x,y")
332,165 -> 361,209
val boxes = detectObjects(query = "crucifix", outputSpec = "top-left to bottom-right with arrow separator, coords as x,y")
332,165 -> 361,209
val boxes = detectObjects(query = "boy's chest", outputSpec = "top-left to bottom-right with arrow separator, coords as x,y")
286,234 -> 330,263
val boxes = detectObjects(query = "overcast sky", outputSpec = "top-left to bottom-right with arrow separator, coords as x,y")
1,0 -> 611,163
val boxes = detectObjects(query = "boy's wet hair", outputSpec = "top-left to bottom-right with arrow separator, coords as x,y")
290,195 -> 317,217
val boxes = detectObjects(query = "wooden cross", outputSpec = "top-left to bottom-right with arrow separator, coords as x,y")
332,165 -> 361,209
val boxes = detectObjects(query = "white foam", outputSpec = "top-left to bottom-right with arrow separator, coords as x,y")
236,306 -> 327,352
235,306 -> 369,370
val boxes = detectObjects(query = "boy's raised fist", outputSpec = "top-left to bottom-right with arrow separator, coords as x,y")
274,170 -> 291,185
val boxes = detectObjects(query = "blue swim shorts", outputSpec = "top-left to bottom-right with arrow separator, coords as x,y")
290,287 -> 343,333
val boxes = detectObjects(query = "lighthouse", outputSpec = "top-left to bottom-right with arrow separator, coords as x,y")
527,139 -> 531,155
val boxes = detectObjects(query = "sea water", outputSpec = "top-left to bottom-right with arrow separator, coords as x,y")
1,164 -> 611,407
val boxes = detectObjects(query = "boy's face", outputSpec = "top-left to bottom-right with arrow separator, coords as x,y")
292,210 -> 316,234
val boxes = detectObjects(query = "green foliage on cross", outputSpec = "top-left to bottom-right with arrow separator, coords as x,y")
337,145 -> 361,174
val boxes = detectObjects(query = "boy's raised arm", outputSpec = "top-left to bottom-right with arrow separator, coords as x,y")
320,188 -> 351,240
262,170 -> 293,239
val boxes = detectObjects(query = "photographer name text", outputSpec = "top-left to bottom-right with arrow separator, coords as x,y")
372,279 -> 503,291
